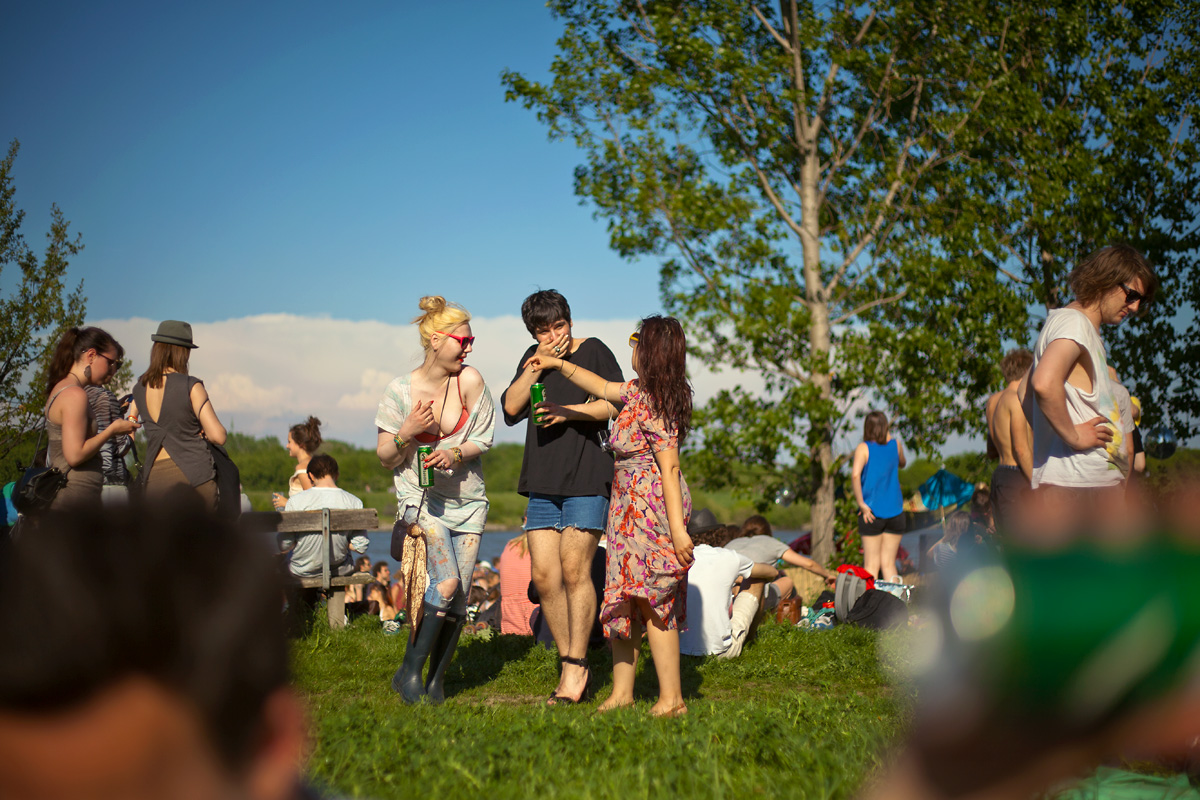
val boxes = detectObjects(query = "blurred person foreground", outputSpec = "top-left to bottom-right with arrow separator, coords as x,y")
0,498 -> 319,800
862,477 -> 1200,800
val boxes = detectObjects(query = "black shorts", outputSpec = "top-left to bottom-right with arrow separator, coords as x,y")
990,465 -> 1029,533
859,511 -> 907,536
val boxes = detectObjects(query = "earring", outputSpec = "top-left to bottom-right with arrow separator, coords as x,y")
83,365 -> 92,381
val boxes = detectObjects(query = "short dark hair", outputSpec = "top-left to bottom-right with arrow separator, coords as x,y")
306,453 -> 339,482
1068,244 -> 1157,312
692,525 -> 731,548
0,498 -> 288,771
999,348 -> 1033,383
520,289 -> 572,336
355,555 -> 371,571
863,410 -> 889,445
723,523 -> 748,542
371,560 -> 390,578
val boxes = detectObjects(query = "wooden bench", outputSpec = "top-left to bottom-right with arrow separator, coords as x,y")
241,508 -> 379,629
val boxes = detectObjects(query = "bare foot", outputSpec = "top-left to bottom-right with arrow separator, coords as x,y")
650,702 -> 688,718
596,696 -> 634,714
553,662 -> 590,704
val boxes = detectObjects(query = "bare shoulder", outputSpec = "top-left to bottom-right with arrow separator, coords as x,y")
459,366 -> 486,402
52,383 -> 88,410
853,441 -> 870,459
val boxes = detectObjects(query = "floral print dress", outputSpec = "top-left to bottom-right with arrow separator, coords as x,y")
600,380 -> 692,639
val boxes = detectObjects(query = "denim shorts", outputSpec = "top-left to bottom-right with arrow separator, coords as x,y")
524,493 -> 609,533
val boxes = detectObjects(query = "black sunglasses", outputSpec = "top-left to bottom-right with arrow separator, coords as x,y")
1120,283 -> 1147,307
96,352 -> 123,372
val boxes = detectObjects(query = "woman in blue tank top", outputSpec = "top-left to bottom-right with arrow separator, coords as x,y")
851,410 -> 907,581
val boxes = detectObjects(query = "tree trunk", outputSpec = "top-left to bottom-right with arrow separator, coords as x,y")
798,117 -> 836,565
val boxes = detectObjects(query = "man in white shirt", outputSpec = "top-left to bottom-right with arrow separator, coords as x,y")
280,454 -> 370,578
1020,244 -> 1156,536
679,509 -> 782,659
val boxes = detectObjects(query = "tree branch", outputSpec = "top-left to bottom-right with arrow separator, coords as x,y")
831,289 -> 908,326
750,4 -> 792,53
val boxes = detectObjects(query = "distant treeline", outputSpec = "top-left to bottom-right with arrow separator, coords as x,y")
225,433 -> 524,495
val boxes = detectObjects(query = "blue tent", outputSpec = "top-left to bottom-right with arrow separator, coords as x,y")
918,468 -> 975,512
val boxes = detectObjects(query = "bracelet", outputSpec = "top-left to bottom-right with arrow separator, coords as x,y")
393,433 -> 408,450
567,362 -> 578,379
451,446 -> 463,464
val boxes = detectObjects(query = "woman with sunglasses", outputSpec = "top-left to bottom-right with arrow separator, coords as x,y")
526,315 -> 693,717
42,327 -> 140,509
376,295 -> 496,705
129,320 -> 227,507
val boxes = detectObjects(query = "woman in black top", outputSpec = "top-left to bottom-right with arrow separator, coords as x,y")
500,290 -> 622,704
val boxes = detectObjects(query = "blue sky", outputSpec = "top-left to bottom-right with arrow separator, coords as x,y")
7,3 -> 1187,455
3,1 -> 660,324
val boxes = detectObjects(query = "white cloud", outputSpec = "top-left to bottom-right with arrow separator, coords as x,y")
337,369 -> 396,411
93,313 -> 766,448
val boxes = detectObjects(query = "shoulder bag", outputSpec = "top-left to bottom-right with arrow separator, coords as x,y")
13,419 -> 70,515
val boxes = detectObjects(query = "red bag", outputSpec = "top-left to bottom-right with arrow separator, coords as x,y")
837,564 -> 876,591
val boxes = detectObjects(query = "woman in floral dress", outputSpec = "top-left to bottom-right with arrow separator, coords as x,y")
526,315 -> 693,717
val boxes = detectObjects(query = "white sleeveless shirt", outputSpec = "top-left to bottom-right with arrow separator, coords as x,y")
1029,308 -> 1124,489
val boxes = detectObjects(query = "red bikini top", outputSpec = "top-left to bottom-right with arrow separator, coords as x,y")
414,374 -> 469,444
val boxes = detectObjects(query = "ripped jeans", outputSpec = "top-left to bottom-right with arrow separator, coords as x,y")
402,505 -> 480,615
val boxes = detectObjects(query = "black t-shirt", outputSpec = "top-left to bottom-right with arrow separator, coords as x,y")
500,337 -> 624,497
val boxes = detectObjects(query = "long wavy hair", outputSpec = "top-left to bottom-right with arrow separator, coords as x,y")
635,315 -> 692,445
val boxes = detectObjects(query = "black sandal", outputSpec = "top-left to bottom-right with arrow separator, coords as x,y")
547,655 -> 593,705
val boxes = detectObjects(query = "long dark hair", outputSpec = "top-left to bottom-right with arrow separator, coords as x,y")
636,315 -> 692,444
139,342 -> 191,389
46,327 -> 121,396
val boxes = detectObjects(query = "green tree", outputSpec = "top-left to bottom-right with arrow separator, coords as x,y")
505,0 -> 1199,563
0,139 -> 86,476
948,0 -> 1200,438
504,0 -> 1031,562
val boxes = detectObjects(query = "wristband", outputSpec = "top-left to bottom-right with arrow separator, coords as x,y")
393,433 -> 408,450
451,446 -> 463,464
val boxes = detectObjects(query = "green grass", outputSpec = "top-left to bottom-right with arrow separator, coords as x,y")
293,616 -> 908,799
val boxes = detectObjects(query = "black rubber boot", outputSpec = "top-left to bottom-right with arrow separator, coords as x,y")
391,602 -> 448,705
424,612 -> 464,705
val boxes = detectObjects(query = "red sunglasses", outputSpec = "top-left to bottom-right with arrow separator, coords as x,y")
441,332 -> 475,349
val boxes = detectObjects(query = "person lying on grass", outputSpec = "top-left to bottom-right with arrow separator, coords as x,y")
679,509 -> 786,659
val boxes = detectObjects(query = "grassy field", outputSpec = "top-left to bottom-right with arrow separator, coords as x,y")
293,615 -> 908,799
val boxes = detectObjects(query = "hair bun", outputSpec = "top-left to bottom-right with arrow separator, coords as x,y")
418,296 -> 447,314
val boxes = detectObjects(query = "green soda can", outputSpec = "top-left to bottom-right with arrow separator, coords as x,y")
417,445 -> 434,488
530,383 -> 546,425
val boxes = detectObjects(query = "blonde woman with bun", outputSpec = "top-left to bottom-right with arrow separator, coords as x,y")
375,296 -> 495,705
271,416 -> 322,511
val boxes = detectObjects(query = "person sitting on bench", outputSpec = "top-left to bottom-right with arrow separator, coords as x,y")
279,454 -> 369,579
